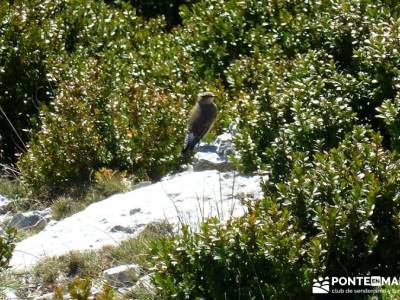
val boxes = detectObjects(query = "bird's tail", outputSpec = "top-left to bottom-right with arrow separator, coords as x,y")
181,132 -> 199,156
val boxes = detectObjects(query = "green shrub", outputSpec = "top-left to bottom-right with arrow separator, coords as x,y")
272,127 -> 400,276
19,69 -> 187,189
231,50 -> 357,179
0,0 -> 158,168
2,0 -> 399,191
0,1 -> 56,164
230,2 -> 400,176
54,277 -> 115,300
355,18 -> 400,148
152,128 -> 400,298
0,0 -> 142,164
0,227 -> 16,271
152,209 -> 311,299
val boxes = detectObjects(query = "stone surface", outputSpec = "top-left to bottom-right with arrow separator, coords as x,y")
0,194 -> 9,214
192,132 -> 235,172
214,132 -> 235,159
10,170 -> 262,270
8,209 -> 50,231
132,274 -> 155,295
193,148 -> 234,172
34,292 -> 55,300
3,289 -> 18,300
103,264 -> 142,286
132,181 -> 152,190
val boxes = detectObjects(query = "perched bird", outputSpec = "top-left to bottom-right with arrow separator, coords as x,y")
181,91 -> 218,156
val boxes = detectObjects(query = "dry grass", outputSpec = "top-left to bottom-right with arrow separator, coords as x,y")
29,221 -> 172,298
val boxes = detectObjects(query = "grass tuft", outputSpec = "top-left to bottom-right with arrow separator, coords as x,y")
29,221 -> 172,296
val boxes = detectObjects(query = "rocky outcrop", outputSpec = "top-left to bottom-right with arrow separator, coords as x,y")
10,170 -> 262,270
131,274 -> 155,296
0,194 -> 9,214
10,132 -> 263,271
103,264 -> 142,287
8,209 -> 50,232
193,132 -> 235,172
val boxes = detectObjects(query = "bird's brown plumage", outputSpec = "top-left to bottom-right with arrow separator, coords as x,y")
182,92 -> 217,155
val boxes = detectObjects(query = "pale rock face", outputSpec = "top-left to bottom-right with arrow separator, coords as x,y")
193,132 -> 236,172
3,289 -> 18,300
0,194 -> 9,213
7,209 -> 51,231
131,274 -> 155,295
10,170 -> 262,270
103,264 -> 142,286
193,147 -> 232,171
214,132 -> 235,158
10,132 -> 263,270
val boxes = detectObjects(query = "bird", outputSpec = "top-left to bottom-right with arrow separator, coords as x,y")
181,91 -> 218,156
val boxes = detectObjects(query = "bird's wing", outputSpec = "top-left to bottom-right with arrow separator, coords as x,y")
182,102 -> 217,155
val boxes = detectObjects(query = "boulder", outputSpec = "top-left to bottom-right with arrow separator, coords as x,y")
0,194 -> 9,214
131,274 -> 155,295
11,170 -> 262,270
8,208 -> 50,231
193,132 -> 235,172
3,289 -> 18,300
34,292 -> 57,300
103,264 -> 142,286
214,132 -> 235,159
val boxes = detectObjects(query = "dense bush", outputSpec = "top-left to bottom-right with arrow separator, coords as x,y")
0,0 -> 397,190
0,227 -> 16,271
10,1 -> 189,189
152,207 -> 311,299
231,3 -> 400,177
230,50 -> 357,178
0,0 -> 145,166
152,128 -> 400,298
19,61 -> 187,188
0,1 -> 56,164
1,0 -> 400,297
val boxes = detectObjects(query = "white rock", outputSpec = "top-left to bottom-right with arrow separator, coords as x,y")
0,212 -> 13,226
3,289 -> 18,300
11,170 -> 262,270
214,132 -> 235,158
132,274 -> 155,295
103,264 -> 141,286
34,292 -> 55,300
0,194 -> 9,213
8,209 -> 49,231
192,132 -> 236,172
193,149 -> 233,172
